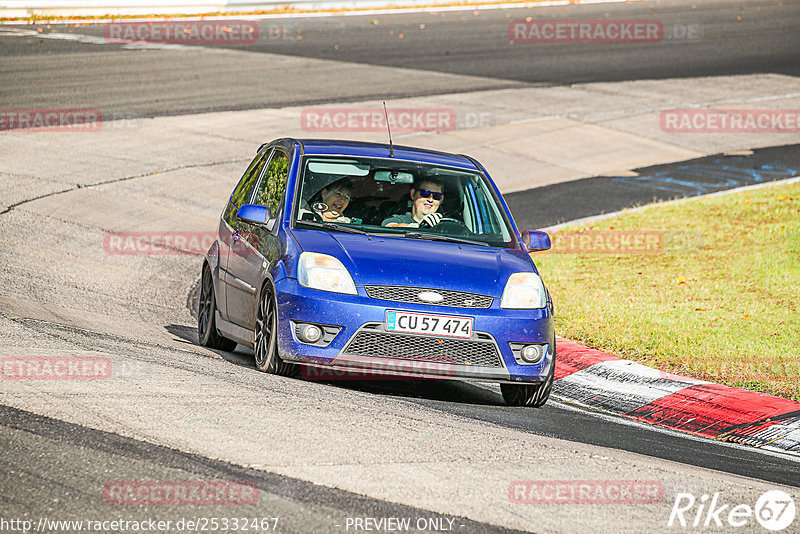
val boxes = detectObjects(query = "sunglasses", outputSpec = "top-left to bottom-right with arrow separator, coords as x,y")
417,189 -> 443,201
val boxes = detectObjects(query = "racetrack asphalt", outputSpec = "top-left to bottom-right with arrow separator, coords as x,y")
2,0 -> 800,531
2,0 -> 799,119
1,403 -> 524,534
506,144 -> 800,229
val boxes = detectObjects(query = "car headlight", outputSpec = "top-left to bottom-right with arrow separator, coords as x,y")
500,272 -> 547,309
298,252 -> 357,295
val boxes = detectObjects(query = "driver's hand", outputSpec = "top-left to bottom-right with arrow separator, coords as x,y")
419,213 -> 443,228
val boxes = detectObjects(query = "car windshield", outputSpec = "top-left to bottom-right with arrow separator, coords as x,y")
293,156 -> 516,248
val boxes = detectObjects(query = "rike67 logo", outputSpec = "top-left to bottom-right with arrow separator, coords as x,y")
668,490 -> 795,531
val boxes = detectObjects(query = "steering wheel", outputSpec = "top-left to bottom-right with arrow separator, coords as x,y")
428,217 -> 475,237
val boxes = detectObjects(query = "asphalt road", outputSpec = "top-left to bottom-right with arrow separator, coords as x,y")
1,0 -> 798,119
2,0 -> 800,531
1,404 -> 521,534
306,380 -> 800,487
507,144 -> 800,228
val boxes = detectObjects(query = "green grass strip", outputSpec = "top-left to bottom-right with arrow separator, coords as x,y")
536,180 -> 800,400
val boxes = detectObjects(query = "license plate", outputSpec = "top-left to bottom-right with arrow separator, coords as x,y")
385,310 -> 473,339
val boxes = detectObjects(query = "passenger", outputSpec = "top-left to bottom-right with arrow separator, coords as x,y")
298,177 -> 354,223
382,178 -> 444,228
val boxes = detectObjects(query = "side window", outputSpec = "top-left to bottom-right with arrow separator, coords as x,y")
254,150 -> 290,214
231,148 -> 271,208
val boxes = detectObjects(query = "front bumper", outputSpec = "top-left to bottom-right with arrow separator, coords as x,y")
274,278 -> 554,383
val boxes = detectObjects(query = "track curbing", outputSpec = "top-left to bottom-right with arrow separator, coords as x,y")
552,337 -> 800,456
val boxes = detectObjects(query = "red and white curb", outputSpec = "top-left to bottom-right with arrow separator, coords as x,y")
552,337 -> 800,455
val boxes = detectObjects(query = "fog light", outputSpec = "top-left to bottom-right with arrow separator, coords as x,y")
299,324 -> 323,343
520,344 -> 546,364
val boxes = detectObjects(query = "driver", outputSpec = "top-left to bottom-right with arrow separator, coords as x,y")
382,178 -> 444,228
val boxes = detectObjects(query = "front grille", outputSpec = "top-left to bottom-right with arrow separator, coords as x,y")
341,324 -> 503,367
364,286 -> 493,309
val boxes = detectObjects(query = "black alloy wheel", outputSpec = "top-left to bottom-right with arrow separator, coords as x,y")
254,285 -> 297,376
198,266 -> 237,351
500,339 -> 556,407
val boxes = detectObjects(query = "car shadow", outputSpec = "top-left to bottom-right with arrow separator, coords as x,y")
303,374 -> 504,406
164,324 -> 198,346
164,323 -> 257,370
175,281 -> 505,406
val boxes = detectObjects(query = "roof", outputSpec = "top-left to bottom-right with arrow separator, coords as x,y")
295,139 -> 479,171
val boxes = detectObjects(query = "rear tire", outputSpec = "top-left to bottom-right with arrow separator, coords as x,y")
198,266 -> 237,351
254,284 -> 297,377
500,341 -> 555,407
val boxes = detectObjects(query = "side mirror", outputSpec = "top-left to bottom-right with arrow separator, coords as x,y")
522,230 -> 551,252
237,204 -> 276,232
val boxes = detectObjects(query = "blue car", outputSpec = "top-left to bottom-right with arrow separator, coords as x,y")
198,138 -> 555,406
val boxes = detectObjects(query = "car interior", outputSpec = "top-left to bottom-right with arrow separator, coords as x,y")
297,169 -> 465,227
293,157 -> 513,247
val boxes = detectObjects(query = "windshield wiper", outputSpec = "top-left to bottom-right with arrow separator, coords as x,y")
403,232 -> 489,247
298,220 -> 370,235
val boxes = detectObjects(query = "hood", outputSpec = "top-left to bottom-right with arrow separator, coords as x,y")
289,229 -> 535,297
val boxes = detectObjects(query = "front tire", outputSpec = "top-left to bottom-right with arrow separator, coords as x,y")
198,266 -> 237,351
500,341 -> 555,407
254,285 -> 297,377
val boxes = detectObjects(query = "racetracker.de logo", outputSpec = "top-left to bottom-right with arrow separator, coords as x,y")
301,108 -> 456,133
509,480 -> 663,504
104,21 -> 258,45
661,109 -> 800,133
510,19 -> 663,43
301,359 -> 458,381
103,481 -> 259,506
0,108 -> 102,132
550,230 -> 663,254
103,231 -> 256,256
1,357 -> 112,380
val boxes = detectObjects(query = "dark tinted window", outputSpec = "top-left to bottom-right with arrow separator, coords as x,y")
230,148 -> 271,208
294,156 -> 514,248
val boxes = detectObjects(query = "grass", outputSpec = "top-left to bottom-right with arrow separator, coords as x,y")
534,180 -> 800,401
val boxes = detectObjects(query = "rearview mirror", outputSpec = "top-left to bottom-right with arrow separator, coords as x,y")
237,204 -> 276,231
522,230 -> 551,252
374,170 -> 414,184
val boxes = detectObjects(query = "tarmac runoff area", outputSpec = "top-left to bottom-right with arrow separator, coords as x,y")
1,72 -> 800,531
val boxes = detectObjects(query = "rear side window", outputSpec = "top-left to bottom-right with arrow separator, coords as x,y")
231,148 -> 271,208
254,150 -> 290,214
